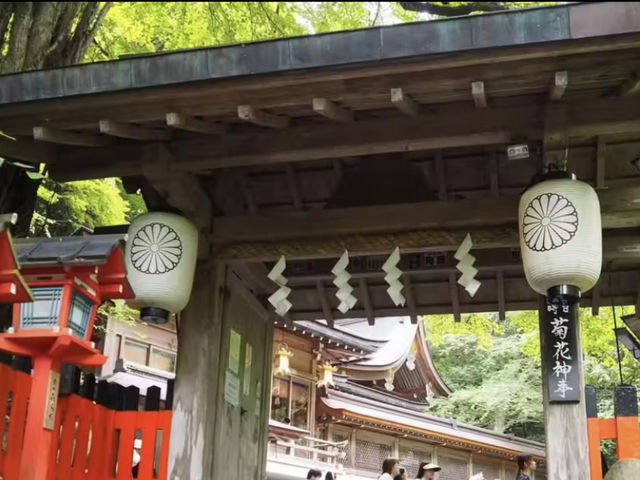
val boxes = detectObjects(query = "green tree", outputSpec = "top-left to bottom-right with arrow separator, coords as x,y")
31,177 -> 145,236
425,307 -> 640,444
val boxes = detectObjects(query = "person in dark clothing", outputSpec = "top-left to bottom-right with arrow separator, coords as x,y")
515,454 -> 536,480
307,470 -> 322,480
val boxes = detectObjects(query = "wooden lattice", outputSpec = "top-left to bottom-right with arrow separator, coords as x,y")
438,454 -> 469,480
354,438 -> 392,472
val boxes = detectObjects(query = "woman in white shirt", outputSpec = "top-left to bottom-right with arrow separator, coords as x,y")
379,459 -> 400,480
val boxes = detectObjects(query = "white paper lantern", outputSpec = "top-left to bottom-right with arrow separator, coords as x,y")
518,175 -> 602,297
125,212 -> 198,323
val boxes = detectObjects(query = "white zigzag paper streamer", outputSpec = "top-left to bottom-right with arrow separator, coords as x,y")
267,256 -> 292,317
454,234 -> 481,297
331,251 -> 357,314
382,247 -> 405,307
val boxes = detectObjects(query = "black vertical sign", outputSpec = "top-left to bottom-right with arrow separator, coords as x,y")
542,298 -> 581,403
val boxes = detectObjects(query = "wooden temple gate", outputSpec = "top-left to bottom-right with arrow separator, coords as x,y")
1,3 -> 640,480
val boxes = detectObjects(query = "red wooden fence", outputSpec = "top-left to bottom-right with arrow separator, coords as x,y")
0,362 -> 30,480
0,362 -> 172,480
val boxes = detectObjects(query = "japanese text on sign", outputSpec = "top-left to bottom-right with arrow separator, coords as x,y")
543,301 -> 580,403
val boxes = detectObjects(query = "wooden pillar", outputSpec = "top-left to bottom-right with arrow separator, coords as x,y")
19,356 -> 60,480
539,297 -> 590,480
168,261 -> 226,479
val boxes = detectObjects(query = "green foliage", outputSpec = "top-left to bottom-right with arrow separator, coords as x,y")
424,307 -> 640,444
31,177 -> 146,237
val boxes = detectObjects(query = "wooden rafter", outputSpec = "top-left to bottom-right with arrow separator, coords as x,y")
316,280 -> 335,328
49,95 -> 640,179
596,136 -> 606,190
33,126 -> 109,147
434,152 -> 447,200
403,275 -> 418,324
619,71 -> 640,96
489,151 -> 499,197
237,172 -> 258,213
390,88 -> 419,117
358,278 -> 375,326
449,272 -> 461,322
549,70 -> 568,101
285,165 -> 303,210
591,281 -> 601,316
166,113 -> 225,135
497,269 -> 505,321
312,98 -> 353,123
472,81 -> 487,108
238,105 -> 289,129
99,119 -> 170,140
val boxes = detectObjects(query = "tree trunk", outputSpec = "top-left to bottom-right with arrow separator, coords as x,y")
0,2 -> 34,74
0,2 -> 114,74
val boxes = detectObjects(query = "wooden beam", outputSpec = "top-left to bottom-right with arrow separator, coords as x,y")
312,98 -> 353,123
316,280 -> 335,328
596,136 -> 606,190
403,275 -> 418,324
166,113 -> 225,135
489,151 -> 499,197
214,196 -> 520,245
619,71 -> 640,96
390,88 -> 419,117
0,137 -> 56,164
549,70 -> 568,101
591,281 -> 601,316
285,165 -> 303,210
543,103 -> 568,170
449,272 -> 461,322
238,105 -> 289,129
359,278 -> 375,326
237,172 -> 258,213
472,81 -> 487,108
435,152 -> 447,200
497,269 -> 505,321
143,145 -> 212,229
33,126 -> 109,147
99,119 -> 170,140
214,187 -> 640,246
51,96 -> 640,179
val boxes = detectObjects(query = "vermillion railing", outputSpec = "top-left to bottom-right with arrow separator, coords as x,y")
0,360 -> 173,480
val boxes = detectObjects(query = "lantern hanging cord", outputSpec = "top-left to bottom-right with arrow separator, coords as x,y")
608,270 -> 625,385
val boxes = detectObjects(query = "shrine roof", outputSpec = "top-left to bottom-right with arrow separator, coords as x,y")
13,234 -> 127,267
320,387 -> 546,460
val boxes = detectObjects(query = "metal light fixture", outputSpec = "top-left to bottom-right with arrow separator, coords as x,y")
384,369 -> 395,392
275,343 -> 293,376
317,362 -> 337,387
406,344 -> 417,371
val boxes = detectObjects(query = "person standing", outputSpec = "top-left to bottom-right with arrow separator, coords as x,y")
307,469 -> 322,480
380,459 -> 400,480
416,462 -> 442,480
515,454 -> 536,480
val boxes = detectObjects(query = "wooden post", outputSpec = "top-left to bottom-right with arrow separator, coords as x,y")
539,297 -> 591,480
18,356 -> 60,480
168,261 -> 226,479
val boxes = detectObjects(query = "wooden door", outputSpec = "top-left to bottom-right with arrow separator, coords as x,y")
212,274 -> 273,480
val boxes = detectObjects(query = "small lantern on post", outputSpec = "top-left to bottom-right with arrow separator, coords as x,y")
275,343 -> 293,376
317,362 -> 337,388
0,234 -> 134,480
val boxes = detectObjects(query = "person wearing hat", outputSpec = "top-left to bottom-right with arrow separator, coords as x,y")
416,462 -> 442,480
